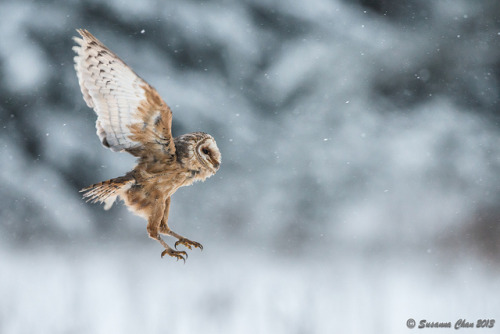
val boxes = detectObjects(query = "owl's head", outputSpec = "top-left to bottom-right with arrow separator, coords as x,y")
175,132 -> 221,182
195,133 -> 221,174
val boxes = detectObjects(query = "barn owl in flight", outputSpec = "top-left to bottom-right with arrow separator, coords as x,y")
73,29 -> 221,262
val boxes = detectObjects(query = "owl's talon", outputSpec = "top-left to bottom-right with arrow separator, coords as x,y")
175,238 -> 203,251
161,248 -> 188,262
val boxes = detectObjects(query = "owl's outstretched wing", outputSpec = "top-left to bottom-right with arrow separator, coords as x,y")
73,29 -> 175,158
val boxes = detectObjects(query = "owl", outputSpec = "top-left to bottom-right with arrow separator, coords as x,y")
73,29 -> 221,262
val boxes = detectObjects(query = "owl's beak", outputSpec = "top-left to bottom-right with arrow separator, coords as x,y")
208,157 -> 220,172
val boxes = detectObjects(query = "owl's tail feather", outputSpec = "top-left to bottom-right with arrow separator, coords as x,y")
80,174 -> 135,210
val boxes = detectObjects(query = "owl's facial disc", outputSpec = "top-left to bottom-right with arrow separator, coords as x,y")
196,137 -> 221,173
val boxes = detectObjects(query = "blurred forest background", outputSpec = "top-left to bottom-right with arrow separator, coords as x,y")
1,0 -> 500,333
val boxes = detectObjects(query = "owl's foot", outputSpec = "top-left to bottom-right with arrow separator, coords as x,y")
149,231 -> 188,262
161,247 -> 188,262
175,238 -> 204,251
159,226 -> 204,251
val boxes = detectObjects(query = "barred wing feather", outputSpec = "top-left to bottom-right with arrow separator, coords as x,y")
73,29 -> 175,158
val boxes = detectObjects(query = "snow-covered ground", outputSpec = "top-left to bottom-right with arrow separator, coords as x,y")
1,242 -> 499,334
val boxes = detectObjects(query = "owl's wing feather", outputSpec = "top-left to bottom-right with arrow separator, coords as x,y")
73,29 -> 175,158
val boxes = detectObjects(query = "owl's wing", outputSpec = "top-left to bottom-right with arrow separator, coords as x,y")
73,29 -> 175,158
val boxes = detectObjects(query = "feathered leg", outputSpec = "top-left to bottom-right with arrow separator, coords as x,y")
147,197 -> 188,262
159,197 -> 203,251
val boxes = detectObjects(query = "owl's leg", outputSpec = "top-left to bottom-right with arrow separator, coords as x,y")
147,198 -> 188,262
159,197 -> 203,251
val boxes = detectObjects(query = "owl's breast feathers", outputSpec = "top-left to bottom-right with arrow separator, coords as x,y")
120,159 -> 197,216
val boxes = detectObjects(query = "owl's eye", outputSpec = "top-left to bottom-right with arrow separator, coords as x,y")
202,148 -> 210,155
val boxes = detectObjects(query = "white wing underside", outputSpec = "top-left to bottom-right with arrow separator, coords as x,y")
73,31 -> 147,152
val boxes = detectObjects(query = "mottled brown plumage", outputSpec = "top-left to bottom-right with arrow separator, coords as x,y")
74,29 -> 221,261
